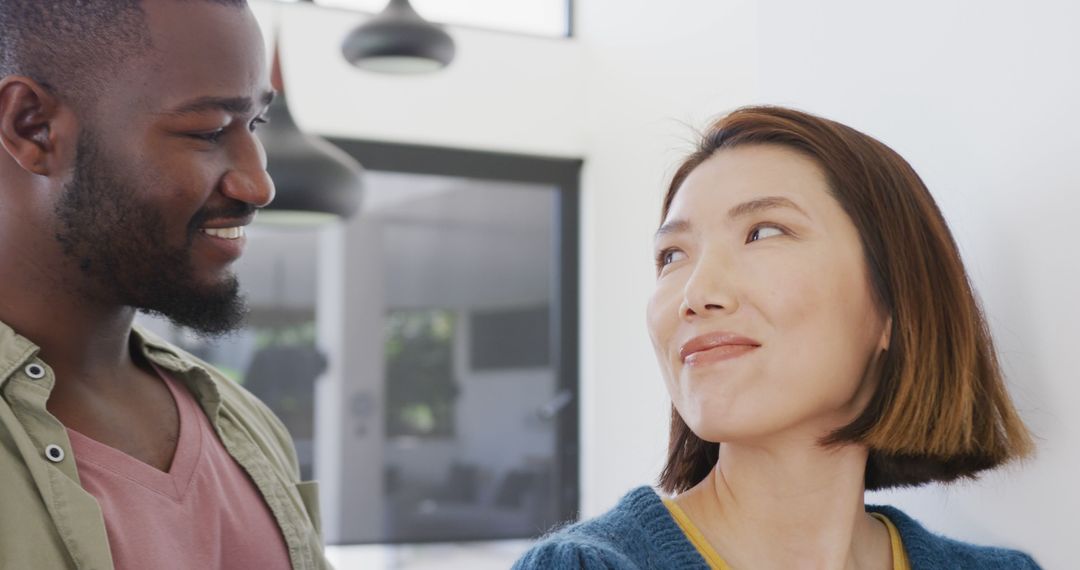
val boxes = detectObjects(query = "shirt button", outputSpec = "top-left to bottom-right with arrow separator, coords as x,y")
45,445 -> 65,463
24,363 -> 46,379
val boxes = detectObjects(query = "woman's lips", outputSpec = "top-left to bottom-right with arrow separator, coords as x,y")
683,344 -> 758,366
679,332 -> 761,366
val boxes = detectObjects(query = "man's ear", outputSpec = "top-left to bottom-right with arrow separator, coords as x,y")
0,76 -> 72,176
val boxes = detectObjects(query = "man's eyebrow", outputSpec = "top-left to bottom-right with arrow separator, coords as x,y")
727,196 -> 808,220
162,91 -> 276,116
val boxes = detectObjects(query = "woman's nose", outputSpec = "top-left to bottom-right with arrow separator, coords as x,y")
680,253 -> 739,319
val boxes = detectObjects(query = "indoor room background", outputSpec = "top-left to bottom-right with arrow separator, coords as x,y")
137,0 -> 1078,567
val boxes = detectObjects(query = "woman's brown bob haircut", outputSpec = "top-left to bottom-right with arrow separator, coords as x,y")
658,106 -> 1034,493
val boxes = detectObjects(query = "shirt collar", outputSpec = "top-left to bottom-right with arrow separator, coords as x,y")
0,318 -> 208,390
0,319 -> 43,391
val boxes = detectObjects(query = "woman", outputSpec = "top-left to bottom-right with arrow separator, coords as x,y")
514,106 -> 1038,569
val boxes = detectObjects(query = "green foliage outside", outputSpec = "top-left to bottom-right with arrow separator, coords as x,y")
385,310 -> 458,438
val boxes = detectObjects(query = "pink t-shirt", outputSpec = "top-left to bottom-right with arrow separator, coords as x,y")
67,368 -> 293,570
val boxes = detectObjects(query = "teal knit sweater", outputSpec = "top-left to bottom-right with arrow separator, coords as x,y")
513,486 -> 1041,569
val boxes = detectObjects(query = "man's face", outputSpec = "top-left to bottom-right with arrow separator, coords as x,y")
54,0 -> 274,335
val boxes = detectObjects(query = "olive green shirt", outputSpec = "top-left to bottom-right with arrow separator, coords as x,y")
0,320 -> 330,569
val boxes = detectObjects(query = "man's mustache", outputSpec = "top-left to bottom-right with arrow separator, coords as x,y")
188,202 -> 258,232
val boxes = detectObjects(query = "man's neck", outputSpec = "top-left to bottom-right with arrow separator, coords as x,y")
0,272 -> 141,387
673,437 -> 892,570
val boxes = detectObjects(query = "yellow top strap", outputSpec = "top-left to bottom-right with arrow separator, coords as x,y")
664,500 -> 911,570
870,512 -> 912,570
663,499 -> 732,570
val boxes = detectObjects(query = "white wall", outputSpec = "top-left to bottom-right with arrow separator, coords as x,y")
256,2 -> 586,157
253,0 -> 1073,567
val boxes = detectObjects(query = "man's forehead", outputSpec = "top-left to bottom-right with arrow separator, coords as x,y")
123,0 -> 268,111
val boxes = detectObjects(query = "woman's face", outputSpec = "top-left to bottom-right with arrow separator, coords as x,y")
647,145 -> 890,445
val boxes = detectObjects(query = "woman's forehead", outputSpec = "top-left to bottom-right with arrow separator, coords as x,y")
666,146 -> 830,222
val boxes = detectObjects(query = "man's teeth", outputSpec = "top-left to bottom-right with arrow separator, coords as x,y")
201,227 -> 245,239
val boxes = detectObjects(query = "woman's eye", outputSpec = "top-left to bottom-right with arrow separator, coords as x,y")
656,248 -> 687,270
747,224 -> 785,243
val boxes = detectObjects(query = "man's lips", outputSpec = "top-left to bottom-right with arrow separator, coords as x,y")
200,226 -> 246,240
193,214 -> 255,264
198,213 -> 256,240
679,332 -> 762,364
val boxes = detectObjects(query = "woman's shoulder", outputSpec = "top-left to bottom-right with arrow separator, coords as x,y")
513,486 -> 709,570
868,505 -> 1042,569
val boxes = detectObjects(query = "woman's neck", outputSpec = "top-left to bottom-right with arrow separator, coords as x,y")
673,439 -> 893,570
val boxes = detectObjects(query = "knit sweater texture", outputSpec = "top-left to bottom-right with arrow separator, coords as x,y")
513,486 -> 1041,569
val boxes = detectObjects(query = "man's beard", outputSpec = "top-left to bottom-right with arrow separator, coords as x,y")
53,131 -> 249,336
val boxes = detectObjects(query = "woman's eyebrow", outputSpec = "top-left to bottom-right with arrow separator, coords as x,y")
654,219 -> 690,241
655,196 -> 808,241
728,196 -> 809,220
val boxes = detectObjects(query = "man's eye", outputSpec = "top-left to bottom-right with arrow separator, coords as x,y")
190,129 -> 225,143
747,224 -> 785,243
249,116 -> 268,132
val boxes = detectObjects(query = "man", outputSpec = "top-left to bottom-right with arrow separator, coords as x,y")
0,1 -> 327,568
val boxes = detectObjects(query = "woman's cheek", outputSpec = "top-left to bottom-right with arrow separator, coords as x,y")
653,273 -> 702,377
745,255 -> 818,322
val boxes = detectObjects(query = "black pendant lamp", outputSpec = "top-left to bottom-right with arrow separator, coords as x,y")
257,43 -> 364,226
341,0 -> 456,74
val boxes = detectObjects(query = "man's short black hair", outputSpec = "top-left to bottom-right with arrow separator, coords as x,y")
0,0 -> 246,111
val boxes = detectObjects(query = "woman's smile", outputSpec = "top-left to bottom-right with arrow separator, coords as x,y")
679,331 -> 761,367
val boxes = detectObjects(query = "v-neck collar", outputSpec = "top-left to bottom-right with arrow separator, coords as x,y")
66,367 -> 203,502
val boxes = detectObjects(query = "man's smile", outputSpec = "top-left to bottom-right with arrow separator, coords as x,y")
199,226 -> 245,240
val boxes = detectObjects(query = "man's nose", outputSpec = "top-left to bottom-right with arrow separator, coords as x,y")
220,133 -> 275,207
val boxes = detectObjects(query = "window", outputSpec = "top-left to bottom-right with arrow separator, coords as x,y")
296,0 -> 573,38
138,140 -> 581,546
385,309 -> 458,439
